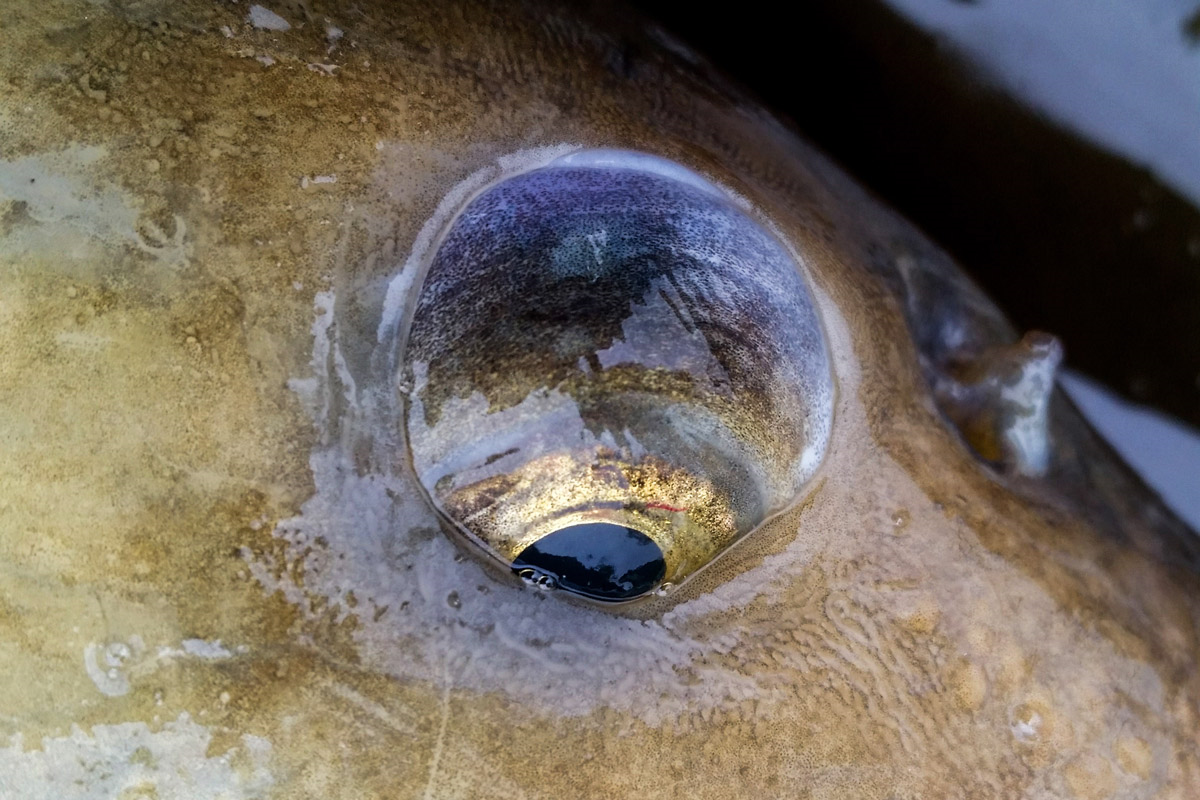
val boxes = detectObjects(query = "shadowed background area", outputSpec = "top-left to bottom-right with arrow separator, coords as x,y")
629,0 -> 1200,431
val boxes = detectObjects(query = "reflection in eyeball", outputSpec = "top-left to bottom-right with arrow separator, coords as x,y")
399,151 -> 833,602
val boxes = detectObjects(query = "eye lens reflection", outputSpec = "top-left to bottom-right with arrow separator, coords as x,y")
511,523 -> 667,601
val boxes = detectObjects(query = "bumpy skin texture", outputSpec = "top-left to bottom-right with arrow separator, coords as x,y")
0,2 -> 1196,799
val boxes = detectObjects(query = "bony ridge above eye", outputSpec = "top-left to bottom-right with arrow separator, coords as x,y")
399,149 -> 834,603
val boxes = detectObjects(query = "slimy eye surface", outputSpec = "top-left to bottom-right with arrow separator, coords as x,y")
400,151 -> 833,603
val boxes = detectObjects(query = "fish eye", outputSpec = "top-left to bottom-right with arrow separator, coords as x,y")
399,150 -> 833,603
512,522 -> 666,601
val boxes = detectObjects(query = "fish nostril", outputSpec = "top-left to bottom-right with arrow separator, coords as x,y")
511,523 -> 666,602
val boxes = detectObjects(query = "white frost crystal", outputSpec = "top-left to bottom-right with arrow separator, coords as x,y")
247,5 -> 291,31
0,714 -> 273,799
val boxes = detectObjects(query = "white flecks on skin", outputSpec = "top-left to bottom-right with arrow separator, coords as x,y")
1011,710 -> 1042,743
0,714 -> 274,800
178,639 -> 235,659
324,683 -> 418,736
997,334 -> 1063,477
285,291 -> 337,426
83,637 -> 240,698
0,148 -> 190,268
300,175 -> 338,189
52,330 -> 114,355
83,638 -> 144,698
492,143 -> 583,176
247,5 -> 291,32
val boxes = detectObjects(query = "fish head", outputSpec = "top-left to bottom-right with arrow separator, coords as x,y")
1,1 -> 1197,798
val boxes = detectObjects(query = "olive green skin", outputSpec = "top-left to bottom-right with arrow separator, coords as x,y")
1,2 -> 1197,799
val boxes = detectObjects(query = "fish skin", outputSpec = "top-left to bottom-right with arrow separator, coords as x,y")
0,2 -> 1196,799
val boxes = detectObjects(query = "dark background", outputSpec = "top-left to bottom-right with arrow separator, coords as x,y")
628,0 -> 1200,429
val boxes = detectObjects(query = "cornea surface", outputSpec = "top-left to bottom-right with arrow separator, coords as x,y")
399,155 -> 834,587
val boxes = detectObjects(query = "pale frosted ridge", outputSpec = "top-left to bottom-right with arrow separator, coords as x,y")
0,147 -> 189,265
0,715 -> 272,800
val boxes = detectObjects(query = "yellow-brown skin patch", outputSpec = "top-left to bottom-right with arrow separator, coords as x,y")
1,1 -> 1197,798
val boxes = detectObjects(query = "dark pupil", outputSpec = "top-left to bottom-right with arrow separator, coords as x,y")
512,523 -> 666,601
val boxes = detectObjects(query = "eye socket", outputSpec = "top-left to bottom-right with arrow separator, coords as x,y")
400,150 -> 833,603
